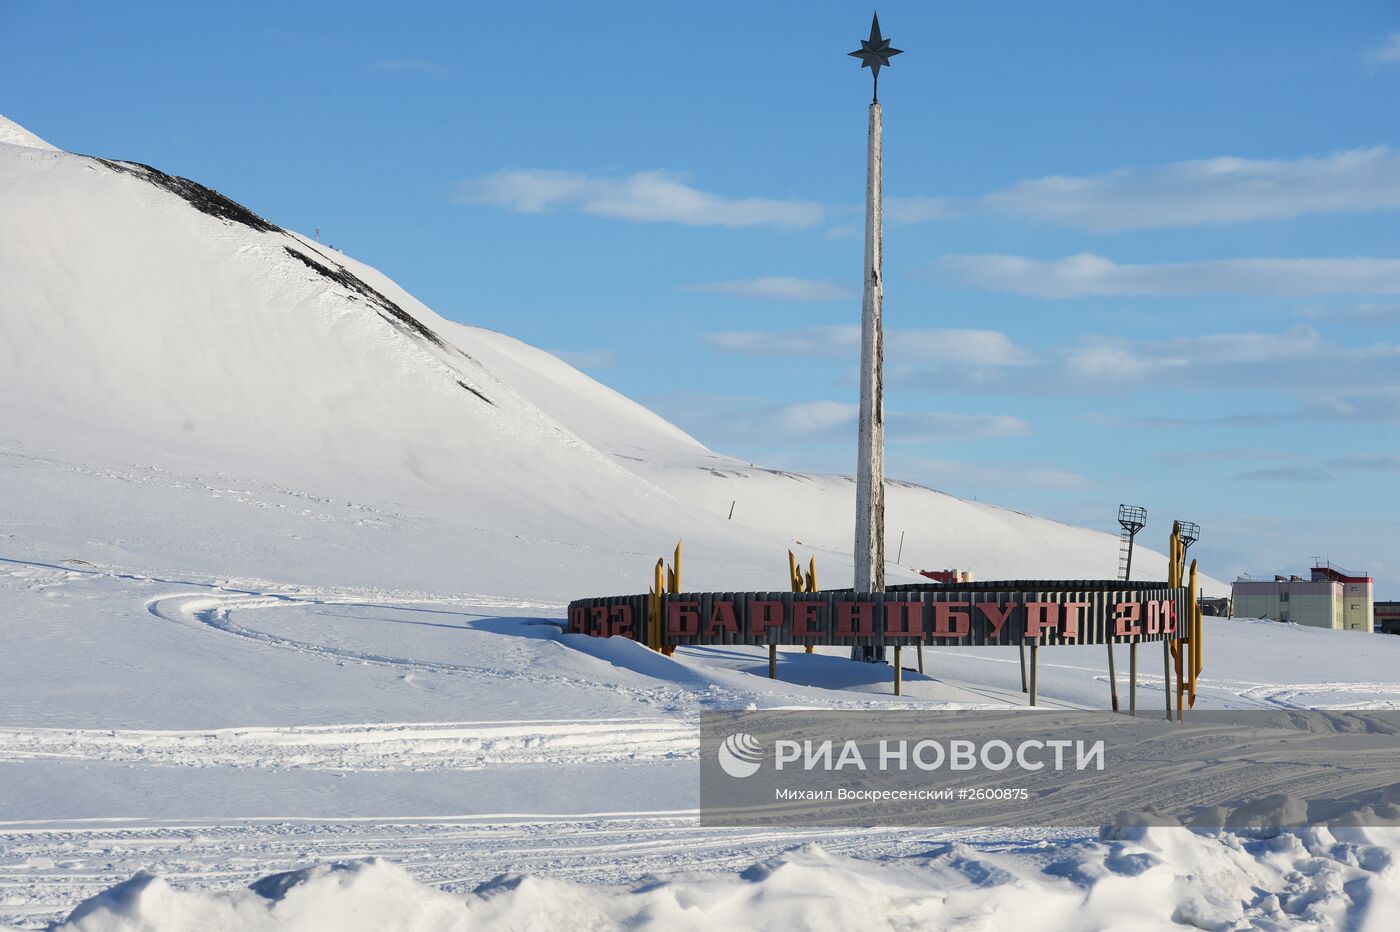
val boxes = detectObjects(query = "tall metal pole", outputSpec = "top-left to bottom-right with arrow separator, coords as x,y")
852,99 -> 885,661
848,14 -> 901,663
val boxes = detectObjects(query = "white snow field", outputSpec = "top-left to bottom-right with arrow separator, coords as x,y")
3,113 -> 1399,929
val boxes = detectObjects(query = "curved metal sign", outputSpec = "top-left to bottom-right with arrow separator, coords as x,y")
569,581 -> 1187,649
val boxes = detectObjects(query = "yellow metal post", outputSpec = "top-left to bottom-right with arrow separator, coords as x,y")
1170,524 -> 1186,719
1187,559 -> 1202,709
789,551 -> 819,653
650,558 -> 664,651
661,542 -> 681,657
1167,524 -> 1182,719
803,556 -> 817,652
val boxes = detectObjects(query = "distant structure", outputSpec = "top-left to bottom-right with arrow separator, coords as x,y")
1231,561 -> 1375,632
919,568 -> 975,584
1375,601 -> 1400,636
1199,596 -> 1232,617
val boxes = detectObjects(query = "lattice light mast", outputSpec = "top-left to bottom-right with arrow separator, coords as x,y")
1178,521 -> 1200,555
1117,504 -> 1148,582
1108,504 -> 1148,713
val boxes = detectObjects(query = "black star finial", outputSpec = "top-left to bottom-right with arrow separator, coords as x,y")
848,13 -> 903,101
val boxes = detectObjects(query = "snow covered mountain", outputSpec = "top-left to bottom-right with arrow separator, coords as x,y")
0,113 -> 1218,600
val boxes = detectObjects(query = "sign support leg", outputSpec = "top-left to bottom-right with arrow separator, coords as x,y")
1028,643 -> 1038,706
916,642 -> 924,674
1107,642 -> 1119,712
1018,642 -> 1027,693
1163,637 -> 1173,721
1129,642 -> 1137,717
768,644 -> 777,680
893,646 -> 902,696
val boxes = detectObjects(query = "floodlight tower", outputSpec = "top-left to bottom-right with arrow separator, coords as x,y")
848,14 -> 903,663
1109,504 -> 1148,713
1178,521 -> 1200,555
1117,504 -> 1148,581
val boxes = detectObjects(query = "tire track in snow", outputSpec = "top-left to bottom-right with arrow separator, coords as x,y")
0,720 -> 698,771
1237,682 -> 1400,710
143,591 -> 722,712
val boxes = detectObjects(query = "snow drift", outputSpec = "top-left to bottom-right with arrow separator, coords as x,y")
48,827 -> 1400,932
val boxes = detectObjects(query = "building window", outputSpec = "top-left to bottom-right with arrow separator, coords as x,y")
1352,604 -> 1360,610
1280,591 -> 1290,602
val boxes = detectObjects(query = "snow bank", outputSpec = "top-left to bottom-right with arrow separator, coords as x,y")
52,828 -> 1400,932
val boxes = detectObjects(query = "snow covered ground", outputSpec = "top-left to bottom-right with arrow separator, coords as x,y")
3,114 -> 1397,929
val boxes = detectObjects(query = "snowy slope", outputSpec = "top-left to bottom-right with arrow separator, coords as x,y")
0,113 -> 1219,598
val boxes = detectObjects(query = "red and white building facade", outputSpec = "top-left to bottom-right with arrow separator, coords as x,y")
1231,562 -> 1375,633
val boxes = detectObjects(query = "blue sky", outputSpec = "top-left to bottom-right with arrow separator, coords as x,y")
4,1 -> 1398,594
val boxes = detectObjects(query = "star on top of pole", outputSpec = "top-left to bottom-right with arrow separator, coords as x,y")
848,12 -> 903,101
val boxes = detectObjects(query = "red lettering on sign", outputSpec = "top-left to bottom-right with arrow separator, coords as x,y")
667,601 -> 699,637
1163,599 -> 1178,634
835,601 -> 876,637
706,600 -> 739,637
1061,601 -> 1088,640
884,602 -> 923,638
568,606 -> 587,634
1025,603 -> 1060,639
590,605 -> 608,637
977,602 -> 1015,638
749,600 -> 785,640
1146,600 -> 1161,635
793,601 -> 824,638
609,604 -> 634,639
931,602 -> 970,638
1114,601 -> 1142,637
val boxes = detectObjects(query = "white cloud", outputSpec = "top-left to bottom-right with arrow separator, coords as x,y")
1329,454 -> 1400,472
1300,302 -> 1400,327
1299,387 -> 1400,423
1366,33 -> 1400,65
886,329 -> 1028,366
888,412 -> 1030,440
460,169 -> 824,229
766,403 -> 1030,440
661,396 -> 1030,443
933,253 -> 1400,298
885,324 -> 1400,409
703,326 -> 1028,365
1068,326 -> 1323,381
693,277 -> 855,302
705,325 -> 858,356
1234,466 -> 1333,482
886,196 -> 959,225
898,458 -> 1093,491
773,401 -> 857,434
978,147 -> 1400,232
368,59 -> 449,75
